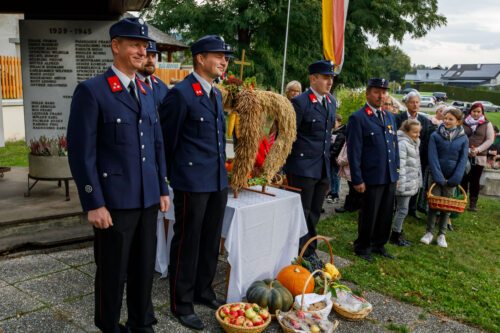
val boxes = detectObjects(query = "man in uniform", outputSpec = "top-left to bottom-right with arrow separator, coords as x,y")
67,17 -> 170,333
159,35 -> 232,330
284,60 -> 336,259
137,40 -> 169,109
346,78 -> 399,263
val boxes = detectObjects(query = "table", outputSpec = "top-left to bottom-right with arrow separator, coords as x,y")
155,186 -> 308,302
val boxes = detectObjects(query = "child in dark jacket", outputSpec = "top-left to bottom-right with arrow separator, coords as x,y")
420,108 -> 468,248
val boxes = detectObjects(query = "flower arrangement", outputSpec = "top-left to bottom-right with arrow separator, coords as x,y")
29,135 -> 68,156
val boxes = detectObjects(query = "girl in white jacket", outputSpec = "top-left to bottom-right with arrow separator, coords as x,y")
390,119 -> 422,246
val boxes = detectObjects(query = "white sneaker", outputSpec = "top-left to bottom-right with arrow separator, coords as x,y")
420,232 -> 433,245
437,234 -> 448,248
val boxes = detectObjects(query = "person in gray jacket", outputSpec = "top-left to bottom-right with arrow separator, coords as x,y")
391,119 -> 422,246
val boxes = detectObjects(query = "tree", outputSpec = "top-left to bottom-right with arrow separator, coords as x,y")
368,46 -> 412,83
144,0 -> 446,89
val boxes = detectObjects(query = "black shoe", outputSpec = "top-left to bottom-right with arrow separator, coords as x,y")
194,298 -> 225,310
174,313 -> 205,330
390,231 -> 411,247
372,248 -> 395,259
447,224 -> 454,231
335,207 -> 346,213
355,253 -> 374,263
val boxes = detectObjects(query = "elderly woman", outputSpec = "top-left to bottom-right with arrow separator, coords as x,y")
383,95 -> 400,114
460,102 -> 495,211
285,80 -> 302,100
430,104 -> 446,127
396,91 -> 432,218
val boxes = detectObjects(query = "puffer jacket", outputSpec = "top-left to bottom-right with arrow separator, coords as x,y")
428,125 -> 469,187
396,130 -> 422,196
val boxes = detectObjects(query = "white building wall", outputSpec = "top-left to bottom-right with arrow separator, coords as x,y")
0,14 -> 24,57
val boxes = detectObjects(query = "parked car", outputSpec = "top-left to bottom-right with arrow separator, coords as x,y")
451,101 -> 472,113
473,101 -> 500,112
402,88 -> 418,95
421,96 -> 436,108
433,92 -> 448,102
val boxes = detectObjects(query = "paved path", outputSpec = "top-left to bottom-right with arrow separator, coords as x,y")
0,243 -> 481,333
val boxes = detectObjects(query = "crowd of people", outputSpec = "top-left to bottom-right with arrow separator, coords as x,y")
64,16 -> 498,333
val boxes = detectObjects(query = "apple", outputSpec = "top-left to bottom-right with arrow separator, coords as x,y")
296,310 -> 306,319
258,309 -> 270,320
237,309 -> 245,317
230,304 -> 241,312
229,310 -> 238,318
245,308 -> 257,319
223,316 -> 232,324
244,303 -> 252,310
219,309 -> 227,318
252,303 -> 260,311
235,316 -> 246,326
251,315 -> 264,326
243,319 -> 254,328
221,306 -> 230,316
310,324 -> 321,333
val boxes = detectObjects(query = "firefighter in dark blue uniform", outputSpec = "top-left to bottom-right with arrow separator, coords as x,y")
284,60 -> 336,258
137,40 -> 169,110
346,78 -> 399,262
67,18 -> 170,333
158,35 -> 232,331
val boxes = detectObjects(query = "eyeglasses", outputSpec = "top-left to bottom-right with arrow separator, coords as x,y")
384,103 -> 393,106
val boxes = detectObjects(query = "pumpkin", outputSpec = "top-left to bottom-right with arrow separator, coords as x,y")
276,265 -> 314,297
246,279 -> 294,314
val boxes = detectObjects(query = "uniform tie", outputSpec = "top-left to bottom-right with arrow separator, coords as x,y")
210,88 -> 217,111
376,109 -> 384,125
322,98 -> 328,111
144,77 -> 152,88
128,80 -> 140,108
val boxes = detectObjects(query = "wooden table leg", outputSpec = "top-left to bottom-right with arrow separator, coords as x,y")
220,237 -> 226,256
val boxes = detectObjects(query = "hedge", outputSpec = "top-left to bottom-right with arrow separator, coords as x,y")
408,83 -> 500,104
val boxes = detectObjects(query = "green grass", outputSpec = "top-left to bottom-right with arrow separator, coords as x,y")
486,112 -> 500,128
0,140 -> 29,167
318,198 -> 500,332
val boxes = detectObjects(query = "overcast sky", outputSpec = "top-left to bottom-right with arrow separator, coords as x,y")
397,0 -> 500,67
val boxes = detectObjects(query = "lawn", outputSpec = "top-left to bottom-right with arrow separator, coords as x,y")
317,198 -> 500,332
0,140 -> 29,167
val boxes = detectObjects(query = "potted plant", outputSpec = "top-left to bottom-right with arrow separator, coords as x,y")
28,135 -> 72,179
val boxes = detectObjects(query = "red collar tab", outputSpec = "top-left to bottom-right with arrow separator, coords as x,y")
152,75 -> 159,84
192,83 -> 204,96
309,93 -> 318,103
107,76 -> 123,93
136,78 -> 147,95
326,95 -> 331,103
364,106 -> 374,116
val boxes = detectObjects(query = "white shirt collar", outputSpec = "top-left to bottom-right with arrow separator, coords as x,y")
310,87 -> 325,104
111,64 -> 135,90
192,71 -> 213,96
366,102 -> 380,113
407,111 -> 419,121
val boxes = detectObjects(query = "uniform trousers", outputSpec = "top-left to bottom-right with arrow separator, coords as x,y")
354,183 -> 396,255
287,173 -> 330,257
169,189 -> 228,315
94,204 -> 159,333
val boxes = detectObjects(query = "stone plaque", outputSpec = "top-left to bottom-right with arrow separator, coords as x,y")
20,20 -> 114,143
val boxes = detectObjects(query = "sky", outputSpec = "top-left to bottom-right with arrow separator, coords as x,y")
397,0 -> 500,68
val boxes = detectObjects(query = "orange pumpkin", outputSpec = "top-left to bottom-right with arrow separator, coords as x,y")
276,265 -> 314,297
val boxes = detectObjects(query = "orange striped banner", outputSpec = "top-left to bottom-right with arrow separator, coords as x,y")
322,0 -> 349,74
0,56 -> 23,99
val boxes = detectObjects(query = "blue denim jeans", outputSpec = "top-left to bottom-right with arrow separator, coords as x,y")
330,164 -> 340,196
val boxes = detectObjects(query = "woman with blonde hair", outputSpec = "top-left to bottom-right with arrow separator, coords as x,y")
285,80 -> 302,100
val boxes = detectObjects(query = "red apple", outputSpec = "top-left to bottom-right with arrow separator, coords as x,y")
244,308 -> 257,319
235,316 -> 246,326
237,309 -> 245,317
230,304 -> 241,312
244,303 -> 252,310
223,316 -> 232,324
258,309 -> 270,320
296,310 -> 305,319
251,315 -> 264,326
243,319 -> 253,327
229,310 -> 238,318
219,309 -> 227,319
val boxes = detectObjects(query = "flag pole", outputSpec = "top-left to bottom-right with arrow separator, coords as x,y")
280,0 -> 292,94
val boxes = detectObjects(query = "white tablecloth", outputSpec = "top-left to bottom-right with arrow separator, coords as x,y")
155,186 -> 308,302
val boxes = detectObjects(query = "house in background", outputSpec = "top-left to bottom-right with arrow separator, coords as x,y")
404,68 -> 447,85
441,64 -> 500,88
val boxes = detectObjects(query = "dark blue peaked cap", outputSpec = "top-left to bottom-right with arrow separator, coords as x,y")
191,35 -> 234,56
367,78 -> 389,89
147,40 -> 159,53
308,60 -> 335,75
109,17 -> 154,42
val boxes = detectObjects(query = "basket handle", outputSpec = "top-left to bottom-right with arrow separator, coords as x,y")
427,182 -> 468,202
297,236 -> 334,266
299,269 -> 328,311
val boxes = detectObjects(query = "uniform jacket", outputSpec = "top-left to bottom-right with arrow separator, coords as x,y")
284,88 -> 336,179
396,130 -> 422,196
347,104 -> 400,186
396,112 -> 432,167
67,68 -> 169,212
159,73 -> 227,192
428,125 -> 469,187
150,74 -> 169,109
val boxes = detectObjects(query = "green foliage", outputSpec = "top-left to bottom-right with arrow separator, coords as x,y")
410,83 -> 500,105
368,46 -> 412,83
0,140 -> 29,167
334,86 -> 366,120
144,0 -> 446,89
317,197 -> 500,332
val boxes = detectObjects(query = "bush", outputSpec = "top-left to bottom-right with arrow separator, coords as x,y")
407,83 -> 500,104
334,86 -> 366,121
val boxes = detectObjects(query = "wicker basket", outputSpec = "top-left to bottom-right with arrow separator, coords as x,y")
331,293 -> 372,321
427,183 -> 467,213
215,303 -> 271,333
297,236 -> 337,274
